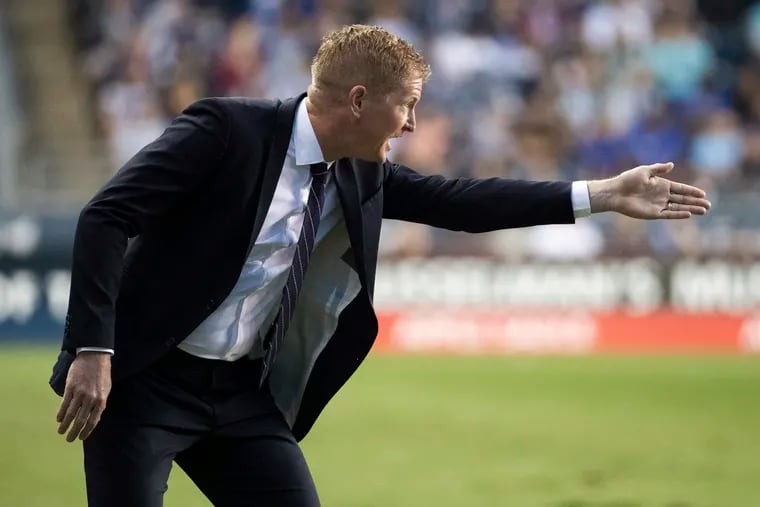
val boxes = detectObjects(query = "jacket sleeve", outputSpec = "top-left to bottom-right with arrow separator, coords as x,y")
381,163 -> 575,233
62,99 -> 230,351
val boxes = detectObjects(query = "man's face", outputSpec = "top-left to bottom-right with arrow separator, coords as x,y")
354,78 -> 423,162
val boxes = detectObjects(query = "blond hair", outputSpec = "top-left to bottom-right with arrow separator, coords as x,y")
311,24 -> 431,96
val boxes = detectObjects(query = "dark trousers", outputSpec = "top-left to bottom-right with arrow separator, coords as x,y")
83,348 -> 320,507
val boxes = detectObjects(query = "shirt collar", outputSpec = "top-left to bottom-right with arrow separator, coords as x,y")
293,99 -> 328,166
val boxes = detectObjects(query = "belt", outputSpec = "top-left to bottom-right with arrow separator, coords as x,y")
152,347 -> 266,393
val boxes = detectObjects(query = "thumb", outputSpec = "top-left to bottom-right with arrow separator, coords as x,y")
647,162 -> 675,176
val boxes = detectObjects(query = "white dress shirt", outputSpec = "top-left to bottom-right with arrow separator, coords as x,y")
76,101 -> 592,357
178,100 -> 341,360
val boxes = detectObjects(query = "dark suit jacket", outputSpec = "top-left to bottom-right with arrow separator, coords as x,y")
50,94 -> 574,440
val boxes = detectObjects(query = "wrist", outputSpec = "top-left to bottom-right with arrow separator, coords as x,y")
587,178 -> 618,213
76,351 -> 111,362
76,347 -> 114,356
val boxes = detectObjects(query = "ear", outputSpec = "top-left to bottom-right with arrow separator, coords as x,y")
348,85 -> 367,119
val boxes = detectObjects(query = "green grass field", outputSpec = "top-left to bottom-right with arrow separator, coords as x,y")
1,346 -> 758,507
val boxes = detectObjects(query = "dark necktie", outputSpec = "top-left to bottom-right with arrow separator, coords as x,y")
259,162 -> 329,386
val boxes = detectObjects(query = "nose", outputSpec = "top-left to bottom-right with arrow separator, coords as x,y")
403,110 -> 416,133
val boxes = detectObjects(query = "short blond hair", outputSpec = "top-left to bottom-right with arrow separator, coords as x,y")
311,24 -> 431,96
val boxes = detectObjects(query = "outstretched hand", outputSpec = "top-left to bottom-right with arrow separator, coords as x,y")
588,163 -> 711,219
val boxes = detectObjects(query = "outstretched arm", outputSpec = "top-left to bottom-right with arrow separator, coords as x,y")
382,162 -> 710,232
382,164 -> 575,232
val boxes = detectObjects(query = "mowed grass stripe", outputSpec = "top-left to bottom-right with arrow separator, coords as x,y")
1,346 -> 758,507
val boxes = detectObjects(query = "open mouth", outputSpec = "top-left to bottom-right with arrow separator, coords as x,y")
386,134 -> 402,152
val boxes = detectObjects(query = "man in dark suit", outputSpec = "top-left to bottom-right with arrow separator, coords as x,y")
51,24 -> 710,507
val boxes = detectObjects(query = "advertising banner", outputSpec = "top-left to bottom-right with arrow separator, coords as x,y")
0,211 -> 74,340
373,310 -> 760,354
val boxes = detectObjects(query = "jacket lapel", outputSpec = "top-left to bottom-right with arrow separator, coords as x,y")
334,160 -> 370,290
246,95 -> 304,255
335,159 -> 385,298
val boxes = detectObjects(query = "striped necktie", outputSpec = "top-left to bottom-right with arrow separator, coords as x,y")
259,162 -> 330,386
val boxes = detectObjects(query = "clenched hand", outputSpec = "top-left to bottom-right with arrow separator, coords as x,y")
56,351 -> 112,442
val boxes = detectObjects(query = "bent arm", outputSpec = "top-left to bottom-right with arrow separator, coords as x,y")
381,164 -> 575,232
62,99 -> 230,351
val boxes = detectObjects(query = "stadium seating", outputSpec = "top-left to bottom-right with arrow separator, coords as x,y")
4,0 -> 760,258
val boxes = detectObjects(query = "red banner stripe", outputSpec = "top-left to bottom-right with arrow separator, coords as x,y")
373,311 -> 760,354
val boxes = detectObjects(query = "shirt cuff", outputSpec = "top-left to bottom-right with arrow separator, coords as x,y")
571,181 -> 592,218
76,347 -> 114,355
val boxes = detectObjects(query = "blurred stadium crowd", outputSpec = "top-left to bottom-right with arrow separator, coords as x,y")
63,0 -> 760,260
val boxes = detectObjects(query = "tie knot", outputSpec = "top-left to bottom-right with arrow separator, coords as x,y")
310,162 -> 329,187
310,162 -> 329,176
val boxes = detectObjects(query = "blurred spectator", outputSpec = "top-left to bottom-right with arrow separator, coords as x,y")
67,0 -> 760,260
581,0 -> 653,53
209,16 -> 264,96
367,0 -> 422,48
645,9 -> 715,106
97,42 -> 166,166
689,108 -> 745,181
625,103 -> 689,168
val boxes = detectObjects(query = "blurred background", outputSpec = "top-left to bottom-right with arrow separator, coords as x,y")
1,0 -> 759,506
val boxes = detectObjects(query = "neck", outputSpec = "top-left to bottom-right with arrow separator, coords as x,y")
305,96 -> 352,162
